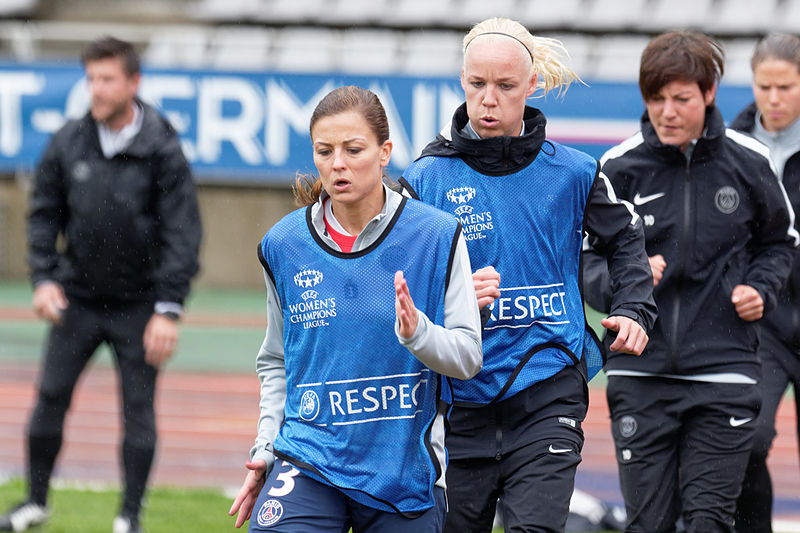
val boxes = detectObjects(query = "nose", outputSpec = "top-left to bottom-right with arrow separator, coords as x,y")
662,98 -> 678,117
768,88 -> 781,104
332,148 -> 346,169
88,78 -> 103,98
481,84 -> 498,107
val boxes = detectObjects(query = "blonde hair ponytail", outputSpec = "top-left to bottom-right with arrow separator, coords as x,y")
463,17 -> 583,97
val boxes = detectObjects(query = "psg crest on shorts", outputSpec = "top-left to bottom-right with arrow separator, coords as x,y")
257,499 -> 284,527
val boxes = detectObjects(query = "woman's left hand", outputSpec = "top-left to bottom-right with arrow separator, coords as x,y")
395,270 -> 419,338
228,459 -> 268,528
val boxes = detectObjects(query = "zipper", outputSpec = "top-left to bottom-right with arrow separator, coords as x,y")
670,160 -> 692,372
494,405 -> 503,461
792,305 -> 800,348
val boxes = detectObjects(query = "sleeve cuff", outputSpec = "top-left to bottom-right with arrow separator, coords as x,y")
396,309 -> 429,347
155,301 -> 184,318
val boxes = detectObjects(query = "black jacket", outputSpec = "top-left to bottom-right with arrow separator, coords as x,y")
584,105 -> 797,379
27,100 -> 202,304
399,103 -> 656,458
731,103 -> 800,353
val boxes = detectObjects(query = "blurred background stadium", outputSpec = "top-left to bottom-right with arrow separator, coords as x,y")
0,0 -> 799,531
2,0 -> 799,287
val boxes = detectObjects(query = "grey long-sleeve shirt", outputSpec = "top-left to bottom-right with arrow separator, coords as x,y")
250,185 -> 482,490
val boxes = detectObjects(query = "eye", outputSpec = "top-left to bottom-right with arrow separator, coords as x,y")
347,147 -> 363,155
315,148 -> 331,157
500,83 -> 514,90
471,81 -> 485,88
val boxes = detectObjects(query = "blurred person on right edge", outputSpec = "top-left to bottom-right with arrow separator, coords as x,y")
582,31 -> 799,533
399,17 -> 656,533
730,33 -> 800,533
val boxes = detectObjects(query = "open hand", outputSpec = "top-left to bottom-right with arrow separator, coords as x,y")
228,459 -> 268,528
395,271 -> 419,338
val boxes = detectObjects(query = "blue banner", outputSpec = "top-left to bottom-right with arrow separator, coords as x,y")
0,61 -> 754,184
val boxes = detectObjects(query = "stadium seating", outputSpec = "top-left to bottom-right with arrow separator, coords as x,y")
447,0 -> 518,27
0,0 -> 36,16
209,26 -> 274,71
271,27 -> 338,72
636,0 -> 714,33
573,0 -> 648,32
1,0 -> 796,80
324,0 -> 390,26
775,0 -> 800,33
586,35 -> 650,81
255,0 -> 326,24
722,38 -> 759,85
516,0 -> 583,31
391,0 -> 454,27
338,29 -> 400,74
397,31 -> 463,76
708,0 -> 779,35
144,27 -> 209,68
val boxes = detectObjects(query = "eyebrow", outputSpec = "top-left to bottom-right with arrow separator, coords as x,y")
466,74 -> 520,83
313,137 -> 368,146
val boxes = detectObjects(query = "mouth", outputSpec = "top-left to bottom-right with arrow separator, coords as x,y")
332,178 -> 351,191
480,116 -> 499,128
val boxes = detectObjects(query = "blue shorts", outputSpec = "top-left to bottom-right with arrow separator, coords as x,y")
248,460 -> 446,533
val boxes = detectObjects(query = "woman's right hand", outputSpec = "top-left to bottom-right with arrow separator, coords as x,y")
473,266 -> 501,309
228,459 -> 268,528
649,254 -> 666,286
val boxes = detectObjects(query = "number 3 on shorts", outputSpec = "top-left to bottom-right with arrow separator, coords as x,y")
268,460 -> 300,497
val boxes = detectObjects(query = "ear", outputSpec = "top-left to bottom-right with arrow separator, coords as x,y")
526,72 -> 538,98
703,84 -> 717,107
460,66 -> 467,92
129,72 -> 141,92
379,139 -> 393,168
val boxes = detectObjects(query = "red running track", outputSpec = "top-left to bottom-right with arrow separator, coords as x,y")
0,361 -> 797,515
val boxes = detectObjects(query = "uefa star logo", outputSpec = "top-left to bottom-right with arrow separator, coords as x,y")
447,186 -> 476,215
446,186 -> 476,205
294,269 -> 323,289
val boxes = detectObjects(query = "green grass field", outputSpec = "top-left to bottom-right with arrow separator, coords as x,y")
0,479 -> 521,532
0,478 -> 236,532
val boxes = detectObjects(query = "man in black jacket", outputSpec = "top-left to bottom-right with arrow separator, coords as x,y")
0,37 -> 202,533
730,33 -> 800,533
583,31 -> 798,533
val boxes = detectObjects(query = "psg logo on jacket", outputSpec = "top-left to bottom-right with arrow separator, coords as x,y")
445,186 -> 494,241
715,186 -> 740,214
